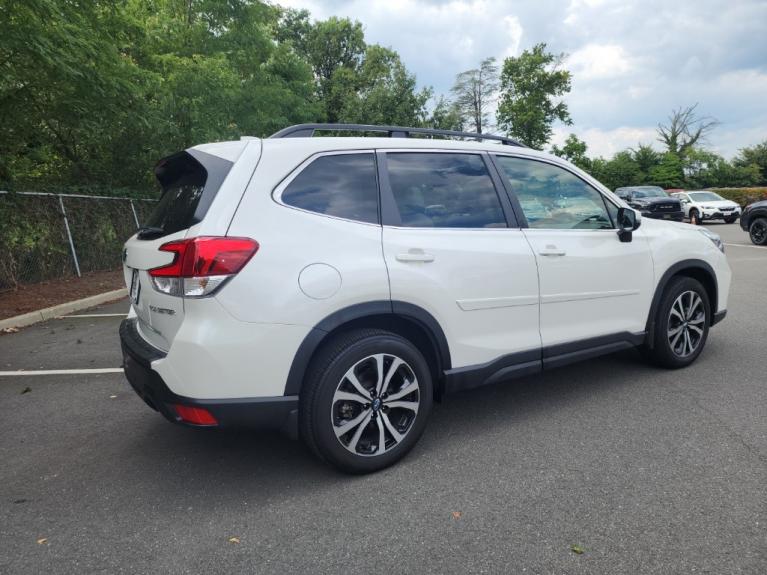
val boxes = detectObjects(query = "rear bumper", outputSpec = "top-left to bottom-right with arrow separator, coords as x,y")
119,319 -> 298,436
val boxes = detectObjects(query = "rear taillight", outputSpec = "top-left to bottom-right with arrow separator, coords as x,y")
149,237 -> 258,298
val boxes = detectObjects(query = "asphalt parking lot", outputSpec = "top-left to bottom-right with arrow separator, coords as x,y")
1,223 -> 765,575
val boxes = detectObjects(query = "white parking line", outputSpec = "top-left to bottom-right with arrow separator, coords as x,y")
0,368 -> 123,376
60,314 -> 128,318
724,243 -> 766,250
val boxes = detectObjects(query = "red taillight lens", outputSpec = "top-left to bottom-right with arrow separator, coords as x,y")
150,237 -> 259,278
173,404 -> 218,426
147,237 -> 258,298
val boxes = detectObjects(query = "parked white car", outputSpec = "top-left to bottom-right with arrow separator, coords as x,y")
120,123 -> 731,473
672,190 -> 741,224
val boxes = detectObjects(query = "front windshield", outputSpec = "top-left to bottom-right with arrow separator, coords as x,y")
688,191 -> 724,202
632,188 -> 668,198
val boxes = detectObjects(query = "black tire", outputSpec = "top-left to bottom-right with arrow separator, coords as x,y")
644,276 -> 710,369
724,216 -> 737,224
689,209 -> 700,225
749,217 -> 767,246
299,328 -> 433,474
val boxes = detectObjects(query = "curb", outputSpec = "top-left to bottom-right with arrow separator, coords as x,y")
0,288 -> 128,331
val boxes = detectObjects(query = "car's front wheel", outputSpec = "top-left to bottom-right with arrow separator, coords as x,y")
724,216 -> 738,224
749,217 -> 767,245
300,329 -> 433,474
644,276 -> 710,369
689,209 -> 701,225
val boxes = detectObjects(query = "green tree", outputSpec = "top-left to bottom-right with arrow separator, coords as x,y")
589,151 -> 640,191
630,144 -> 660,182
339,45 -> 431,126
648,153 -> 684,188
306,17 -> 366,121
275,7 -> 313,58
733,140 -> 767,185
450,57 -> 498,134
496,43 -> 572,149
0,0 -> 154,187
551,134 -> 590,170
0,0 -> 320,191
427,96 -> 465,132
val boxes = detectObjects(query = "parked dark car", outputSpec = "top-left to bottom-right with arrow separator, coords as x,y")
614,186 -> 685,222
740,199 -> 767,245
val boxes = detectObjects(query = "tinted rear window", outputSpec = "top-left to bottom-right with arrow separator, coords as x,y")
386,153 -> 506,228
281,153 -> 379,224
145,150 -> 232,238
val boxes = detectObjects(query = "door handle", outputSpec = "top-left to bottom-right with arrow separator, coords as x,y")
396,250 -> 435,263
539,249 -> 566,257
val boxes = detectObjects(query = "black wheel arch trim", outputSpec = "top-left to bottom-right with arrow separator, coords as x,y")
283,301 -> 452,396
644,259 -> 719,348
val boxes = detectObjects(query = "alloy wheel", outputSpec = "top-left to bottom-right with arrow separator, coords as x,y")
667,290 -> 706,357
330,354 -> 420,457
751,220 -> 767,244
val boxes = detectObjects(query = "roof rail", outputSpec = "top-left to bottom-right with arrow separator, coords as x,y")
268,123 -> 526,147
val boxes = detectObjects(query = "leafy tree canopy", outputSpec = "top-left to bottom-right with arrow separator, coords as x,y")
0,1 -> 430,193
551,134 -> 590,170
496,43 -> 572,149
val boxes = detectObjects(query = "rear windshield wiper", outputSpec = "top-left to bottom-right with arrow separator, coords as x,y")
136,226 -> 166,240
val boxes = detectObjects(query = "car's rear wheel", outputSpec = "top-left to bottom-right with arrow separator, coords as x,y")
300,329 -> 433,474
644,276 -> 710,369
749,217 -> 767,245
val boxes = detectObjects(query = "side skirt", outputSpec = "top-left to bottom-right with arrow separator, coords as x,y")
443,331 -> 646,395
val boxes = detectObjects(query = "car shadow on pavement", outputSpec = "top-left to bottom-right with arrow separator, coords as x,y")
118,347 -> 660,495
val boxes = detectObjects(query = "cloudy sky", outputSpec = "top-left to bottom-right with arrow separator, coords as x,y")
279,0 -> 767,158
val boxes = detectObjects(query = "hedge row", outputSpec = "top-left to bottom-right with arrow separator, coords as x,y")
710,188 -> 767,207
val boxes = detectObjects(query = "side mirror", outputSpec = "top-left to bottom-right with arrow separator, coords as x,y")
617,207 -> 640,243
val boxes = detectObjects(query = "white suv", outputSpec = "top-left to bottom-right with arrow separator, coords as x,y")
120,124 -> 731,473
672,190 -> 741,224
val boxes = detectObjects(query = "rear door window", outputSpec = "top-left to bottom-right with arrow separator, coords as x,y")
385,153 -> 507,228
145,150 -> 233,238
281,153 -> 379,224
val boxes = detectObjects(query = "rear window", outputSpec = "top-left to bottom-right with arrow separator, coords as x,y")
144,150 -> 233,238
281,153 -> 379,224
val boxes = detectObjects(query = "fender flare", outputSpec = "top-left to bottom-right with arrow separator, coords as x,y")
283,301 -> 451,396
745,207 -> 767,228
644,259 -> 718,347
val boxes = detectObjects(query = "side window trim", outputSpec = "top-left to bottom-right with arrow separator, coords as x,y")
491,153 -> 620,231
486,153 -> 529,229
481,152 -> 519,228
376,151 -> 401,227
378,150 -> 516,229
273,150 -> 381,226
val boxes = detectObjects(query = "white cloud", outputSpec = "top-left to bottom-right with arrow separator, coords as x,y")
551,125 -> 659,158
567,44 -> 632,80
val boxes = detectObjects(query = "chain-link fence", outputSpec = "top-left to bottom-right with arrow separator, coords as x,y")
0,191 -> 157,291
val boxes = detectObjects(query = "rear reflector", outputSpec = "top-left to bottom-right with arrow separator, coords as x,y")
148,236 -> 258,297
173,404 -> 218,426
